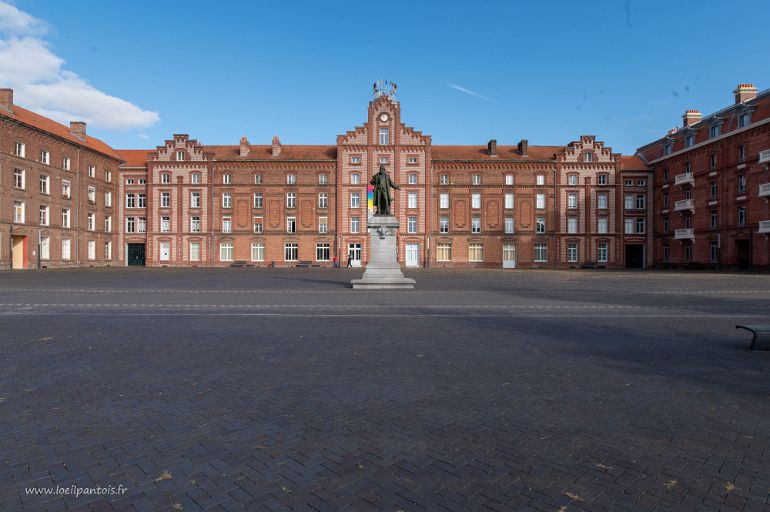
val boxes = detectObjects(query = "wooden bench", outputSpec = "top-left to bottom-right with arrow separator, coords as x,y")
736,325 -> 770,350
229,260 -> 247,268
295,260 -> 312,268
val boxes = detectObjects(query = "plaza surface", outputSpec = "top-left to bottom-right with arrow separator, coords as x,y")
0,268 -> 769,512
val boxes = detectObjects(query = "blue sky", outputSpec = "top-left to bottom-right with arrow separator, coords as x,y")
2,0 -> 770,153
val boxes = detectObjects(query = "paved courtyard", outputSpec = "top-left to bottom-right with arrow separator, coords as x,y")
0,268 -> 769,512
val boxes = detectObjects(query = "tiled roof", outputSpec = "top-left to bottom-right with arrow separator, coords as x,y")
116,150 -> 152,167
432,145 -> 563,161
620,155 -> 649,170
207,145 -> 337,160
4,105 -> 122,161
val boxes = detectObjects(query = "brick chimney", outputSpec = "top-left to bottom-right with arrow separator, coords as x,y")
271,135 -> 281,157
682,110 -> 701,127
518,139 -> 529,156
70,121 -> 86,140
0,88 -> 13,113
487,139 -> 497,156
733,83 -> 757,104
239,136 -> 250,157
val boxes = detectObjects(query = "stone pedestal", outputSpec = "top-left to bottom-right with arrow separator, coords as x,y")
351,215 -> 416,290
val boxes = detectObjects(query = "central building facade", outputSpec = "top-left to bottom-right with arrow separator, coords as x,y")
115,88 -> 652,269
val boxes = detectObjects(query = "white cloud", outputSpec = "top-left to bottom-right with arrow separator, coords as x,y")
0,2 -> 158,130
448,83 -> 493,102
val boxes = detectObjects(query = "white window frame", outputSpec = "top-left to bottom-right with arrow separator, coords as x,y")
220,242 -> 234,262
408,192 -> 418,209
251,242 -> 264,262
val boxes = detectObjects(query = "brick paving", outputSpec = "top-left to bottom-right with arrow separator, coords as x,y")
0,268 -> 769,511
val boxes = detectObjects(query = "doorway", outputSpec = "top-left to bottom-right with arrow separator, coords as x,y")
625,244 -> 644,269
127,243 -> 146,266
736,239 -> 751,270
347,243 -> 362,267
11,235 -> 26,269
502,243 -> 516,268
405,243 -> 420,267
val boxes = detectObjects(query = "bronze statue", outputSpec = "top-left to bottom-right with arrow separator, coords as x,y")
370,165 -> 400,215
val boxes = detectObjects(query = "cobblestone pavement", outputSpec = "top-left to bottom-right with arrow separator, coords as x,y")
0,268 -> 769,511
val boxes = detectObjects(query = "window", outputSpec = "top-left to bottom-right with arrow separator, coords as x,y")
408,156 -> 418,165
597,217 -> 608,234
104,171 -> 112,182
379,156 -> 389,165
567,217 -> 578,234
738,206 -> 747,225
505,175 -> 514,185
316,244 -> 330,262
284,243 -> 298,261
504,217 -> 514,234
439,193 -> 449,209
471,217 -> 481,234
191,173 -> 201,184
104,192 -> 112,207
471,174 -> 481,185
223,174 -> 231,184
408,173 -> 417,185
253,174 -> 261,184
635,194 -> 645,209
350,192 -> 360,208
738,112 -> 751,128
710,211 -> 718,229
597,243 -> 608,263
440,174 -> 449,185
685,134 -> 695,147
624,195 -> 634,210
663,144 -> 672,156
597,193 -> 608,209
709,240 -> 719,264
161,173 -> 170,184
222,192 -> 231,208
319,173 -> 327,185
253,193 -> 262,208
286,174 -> 296,184
637,179 -> 646,187
536,174 -> 545,186
505,193 -> 514,209
685,244 -> 693,263
139,178 -> 146,185
318,217 -> 327,234
624,179 -> 633,187
13,168 -> 24,189
251,243 -> 264,262
568,174 -> 578,186
159,242 -> 170,261
126,217 -> 136,233
222,217 -> 232,233
88,187 -> 96,204
138,217 -> 146,233
567,243 -> 578,262
138,194 -> 146,208
161,216 -> 170,232
635,218 -> 646,234
350,155 -> 360,165
471,193 -> 481,209
685,215 -> 693,229
61,209 -> 70,228
567,192 -> 578,209
663,169 -> 669,181
191,216 -> 201,232
597,174 -> 608,186
663,216 -> 669,233
104,241 -> 112,260
738,145 -> 745,163
125,193 -> 136,208
39,205 -> 49,226
534,243 -> 548,262
663,245 -> 670,262
350,216 -> 360,233
191,191 -> 201,208
536,193 -> 545,209
624,218 -> 633,234
709,124 -> 720,138
685,162 -> 691,173
14,201 -> 25,223
468,244 -> 483,262
253,217 -> 262,233
737,175 -> 746,195
287,192 -> 296,209
87,241 -> 96,261
536,216 -> 545,234
40,150 -> 50,165
407,216 -> 417,233
287,217 -> 296,233
87,213 -> 95,231
408,192 -> 418,209
190,243 -> 201,262
14,141 -> 25,157
161,192 -> 171,208
439,216 -> 449,233
710,154 -> 717,170
379,127 -> 389,145
104,215 -> 111,232
437,243 -> 452,262
61,239 -> 71,260
583,152 -> 593,163
350,173 -> 360,184
663,191 -> 669,207
176,150 -> 185,161
63,157 -> 71,171
710,180 -> 717,199
220,242 -> 233,261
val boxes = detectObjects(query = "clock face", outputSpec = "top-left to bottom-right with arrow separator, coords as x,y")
379,113 -> 389,122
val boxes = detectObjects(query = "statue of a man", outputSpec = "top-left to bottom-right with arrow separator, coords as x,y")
370,165 -> 400,215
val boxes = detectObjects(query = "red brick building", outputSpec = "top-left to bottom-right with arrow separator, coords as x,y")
637,83 -> 770,270
0,89 -> 120,270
